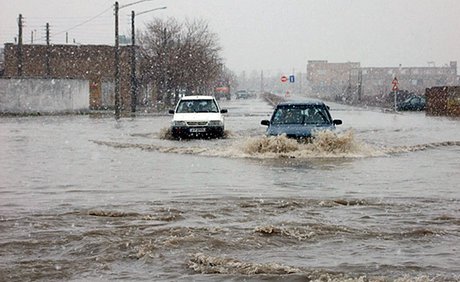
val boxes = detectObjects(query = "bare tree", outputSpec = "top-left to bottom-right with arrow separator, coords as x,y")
139,18 -> 225,109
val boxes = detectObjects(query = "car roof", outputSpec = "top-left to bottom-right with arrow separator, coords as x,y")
276,99 -> 327,107
180,95 -> 215,100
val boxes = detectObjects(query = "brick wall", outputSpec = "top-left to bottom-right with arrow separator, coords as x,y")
3,43 -> 133,110
426,86 -> 460,117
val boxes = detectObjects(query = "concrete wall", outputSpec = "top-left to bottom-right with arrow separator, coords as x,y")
0,78 -> 89,114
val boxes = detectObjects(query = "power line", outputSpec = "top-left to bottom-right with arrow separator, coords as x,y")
52,5 -> 113,37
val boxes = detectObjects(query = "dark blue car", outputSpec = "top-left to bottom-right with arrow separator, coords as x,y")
397,95 -> 426,111
261,100 -> 342,139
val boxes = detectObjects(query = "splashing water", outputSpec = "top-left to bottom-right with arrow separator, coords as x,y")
158,127 -> 174,140
94,129 -> 460,159
241,130 -> 383,158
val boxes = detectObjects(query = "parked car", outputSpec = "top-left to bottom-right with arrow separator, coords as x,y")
235,90 -> 250,99
169,96 -> 228,139
261,100 -> 342,139
397,95 -> 426,111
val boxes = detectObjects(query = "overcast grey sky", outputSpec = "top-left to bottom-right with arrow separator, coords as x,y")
1,0 -> 459,73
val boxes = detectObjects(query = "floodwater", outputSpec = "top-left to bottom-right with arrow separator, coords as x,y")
0,97 -> 459,281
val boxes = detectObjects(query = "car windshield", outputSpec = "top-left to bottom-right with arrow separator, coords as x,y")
271,105 -> 331,125
176,99 -> 219,113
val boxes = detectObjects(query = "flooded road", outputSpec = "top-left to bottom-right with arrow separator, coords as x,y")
1,97 -> 459,281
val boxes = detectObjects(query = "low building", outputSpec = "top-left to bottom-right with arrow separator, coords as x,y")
2,43 -> 134,110
361,62 -> 458,97
307,60 -> 459,103
0,47 -> 4,77
307,60 -> 360,99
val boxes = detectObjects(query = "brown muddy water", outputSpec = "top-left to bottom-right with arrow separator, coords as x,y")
1,98 -> 459,281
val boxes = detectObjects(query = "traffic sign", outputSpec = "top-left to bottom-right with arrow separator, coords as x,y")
391,77 -> 399,91
391,77 -> 399,111
289,75 -> 295,83
280,75 -> 288,83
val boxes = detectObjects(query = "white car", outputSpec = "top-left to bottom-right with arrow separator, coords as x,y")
168,96 -> 227,139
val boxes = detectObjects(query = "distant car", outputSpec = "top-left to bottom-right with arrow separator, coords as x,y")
169,96 -> 228,139
261,100 -> 342,139
397,95 -> 426,111
235,90 -> 250,99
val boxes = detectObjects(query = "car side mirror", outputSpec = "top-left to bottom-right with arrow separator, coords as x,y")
333,119 -> 342,125
220,109 -> 228,113
261,120 -> 270,126
168,109 -> 175,114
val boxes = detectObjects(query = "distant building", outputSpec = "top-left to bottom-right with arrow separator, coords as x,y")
307,60 -> 360,99
307,60 -> 458,102
0,47 -> 4,77
3,43 -> 134,110
361,62 -> 458,97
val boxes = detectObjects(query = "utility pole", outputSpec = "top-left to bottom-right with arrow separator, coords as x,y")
113,2 -> 166,117
17,14 -> 23,76
130,10 -> 137,113
357,69 -> 362,102
298,71 -> 302,95
260,70 -> 264,94
46,22 -> 51,77
114,1 -> 121,119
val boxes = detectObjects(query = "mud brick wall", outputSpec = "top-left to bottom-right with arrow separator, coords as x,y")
3,43 -> 132,109
426,86 -> 460,117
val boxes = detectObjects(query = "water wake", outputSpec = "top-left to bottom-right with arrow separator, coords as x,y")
93,130 -> 460,159
188,253 -> 443,281
189,252 -> 301,275
158,127 -> 233,140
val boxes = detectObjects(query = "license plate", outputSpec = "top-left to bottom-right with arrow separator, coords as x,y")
189,128 -> 206,133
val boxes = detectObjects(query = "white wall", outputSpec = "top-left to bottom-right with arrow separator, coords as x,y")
0,78 -> 89,114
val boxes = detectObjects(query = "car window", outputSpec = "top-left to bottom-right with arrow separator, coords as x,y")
272,106 -> 331,125
176,99 -> 218,113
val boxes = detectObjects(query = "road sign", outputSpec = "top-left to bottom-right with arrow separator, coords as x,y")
391,77 -> 399,91
280,75 -> 288,83
392,77 -> 399,111
289,75 -> 295,83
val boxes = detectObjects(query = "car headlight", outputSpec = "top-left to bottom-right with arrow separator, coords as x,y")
173,120 -> 187,126
208,120 -> 223,126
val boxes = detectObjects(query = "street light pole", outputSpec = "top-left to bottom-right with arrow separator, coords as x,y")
115,0 -> 163,118
129,6 -> 166,114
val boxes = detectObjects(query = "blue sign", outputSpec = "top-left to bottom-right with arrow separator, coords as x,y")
289,75 -> 295,83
